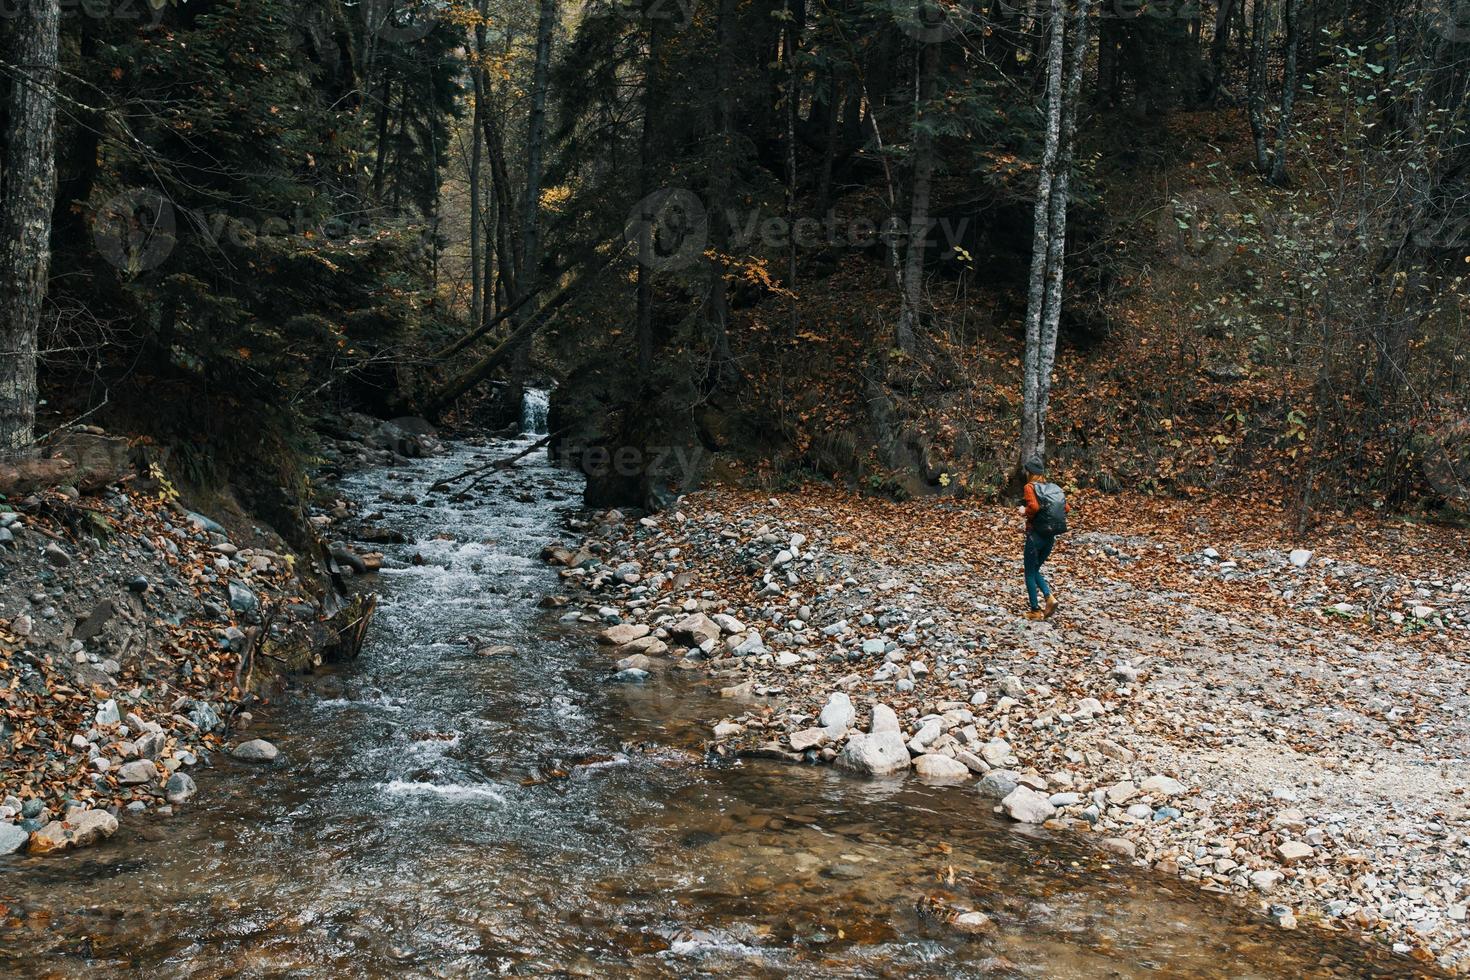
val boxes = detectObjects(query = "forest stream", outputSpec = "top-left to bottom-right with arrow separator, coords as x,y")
0,435 -> 1424,978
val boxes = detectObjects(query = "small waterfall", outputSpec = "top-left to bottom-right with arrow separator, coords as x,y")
520,387 -> 550,435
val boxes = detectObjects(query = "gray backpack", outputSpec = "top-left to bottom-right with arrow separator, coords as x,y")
1032,482 -> 1068,535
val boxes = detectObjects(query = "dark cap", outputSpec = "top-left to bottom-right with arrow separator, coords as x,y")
1023,458 -> 1045,475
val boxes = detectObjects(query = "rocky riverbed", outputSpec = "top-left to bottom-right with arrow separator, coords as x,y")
0,415 -> 434,857
542,485 -> 1470,973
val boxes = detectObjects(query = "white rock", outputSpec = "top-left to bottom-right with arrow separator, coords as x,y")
1289,549 -> 1313,568
913,754 -> 971,784
232,739 -> 279,762
818,692 -> 855,731
1139,775 -> 1187,797
834,731 -> 911,777
870,703 -> 900,733
1001,786 -> 1056,823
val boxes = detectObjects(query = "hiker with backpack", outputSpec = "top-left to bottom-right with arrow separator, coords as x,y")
1019,459 -> 1067,620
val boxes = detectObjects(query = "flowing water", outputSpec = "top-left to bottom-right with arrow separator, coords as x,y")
521,388 -> 550,435
0,438 -> 1421,978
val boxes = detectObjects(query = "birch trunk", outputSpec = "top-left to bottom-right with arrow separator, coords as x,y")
895,37 -> 939,354
1019,0 -> 1066,466
1032,0 -> 1094,459
1268,0 -> 1300,186
0,0 -> 62,457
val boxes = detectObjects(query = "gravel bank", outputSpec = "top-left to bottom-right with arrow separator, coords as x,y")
543,486 -> 1470,973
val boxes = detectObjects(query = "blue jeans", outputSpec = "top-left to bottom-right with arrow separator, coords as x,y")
1024,531 -> 1055,611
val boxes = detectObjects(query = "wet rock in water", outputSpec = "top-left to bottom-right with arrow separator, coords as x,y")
0,822 -> 28,855
116,760 -> 159,785
232,738 -> 280,762
27,809 -> 117,855
870,702 -> 900,734
834,731 -> 911,777
1001,786 -> 1056,823
598,623 -> 650,646
1100,837 -> 1137,859
671,613 -> 721,648
1269,905 -> 1298,930
165,773 -> 197,805
914,754 -> 972,784
952,911 -> 994,933
609,668 -> 650,684
712,721 -> 743,739
615,653 -> 653,672
977,770 -> 1019,799
819,692 -> 855,731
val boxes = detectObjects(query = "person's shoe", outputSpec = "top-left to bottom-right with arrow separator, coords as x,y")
1044,594 -> 1059,619
1023,609 -> 1046,621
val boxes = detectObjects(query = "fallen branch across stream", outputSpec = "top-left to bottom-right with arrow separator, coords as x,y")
430,428 -> 564,491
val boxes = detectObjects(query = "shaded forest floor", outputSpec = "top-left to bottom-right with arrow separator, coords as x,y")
570,484 -> 1470,970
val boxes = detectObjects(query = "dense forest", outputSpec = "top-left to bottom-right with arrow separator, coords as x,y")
2,0 -> 1468,528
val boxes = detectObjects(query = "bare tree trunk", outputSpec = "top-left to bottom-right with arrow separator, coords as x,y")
520,0 -> 557,287
1033,0 -> 1094,457
475,20 -> 520,304
0,0 -> 61,457
1247,0 -> 1272,174
895,34 -> 939,354
1020,0 -> 1066,465
1209,0 -> 1239,100
635,13 -> 665,380
704,0 -> 740,389
469,54 -> 485,328
1268,0 -> 1300,186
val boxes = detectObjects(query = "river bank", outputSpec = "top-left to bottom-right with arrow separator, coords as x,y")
546,484 -> 1470,973
0,415 -> 429,856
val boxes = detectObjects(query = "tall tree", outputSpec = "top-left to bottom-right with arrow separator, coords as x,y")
895,33 -> 940,353
1020,0 -> 1093,467
521,0 -> 558,287
0,0 -> 62,456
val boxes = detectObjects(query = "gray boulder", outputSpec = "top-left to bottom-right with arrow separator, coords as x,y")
834,731 -> 911,777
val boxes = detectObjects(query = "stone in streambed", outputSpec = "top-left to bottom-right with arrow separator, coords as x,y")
788,728 -> 829,752
608,668 -> 650,684
1001,786 -> 1056,823
232,739 -> 279,762
834,731 -> 911,777
599,623 -> 650,646
818,692 -> 854,731
977,770 -> 1019,799
0,822 -> 28,855
26,809 -> 117,855
914,754 -> 972,784
165,772 -> 197,805
1139,774 -> 1186,796
116,760 -> 159,785
870,702 -> 900,734
671,613 -> 721,648
616,653 -> 653,672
